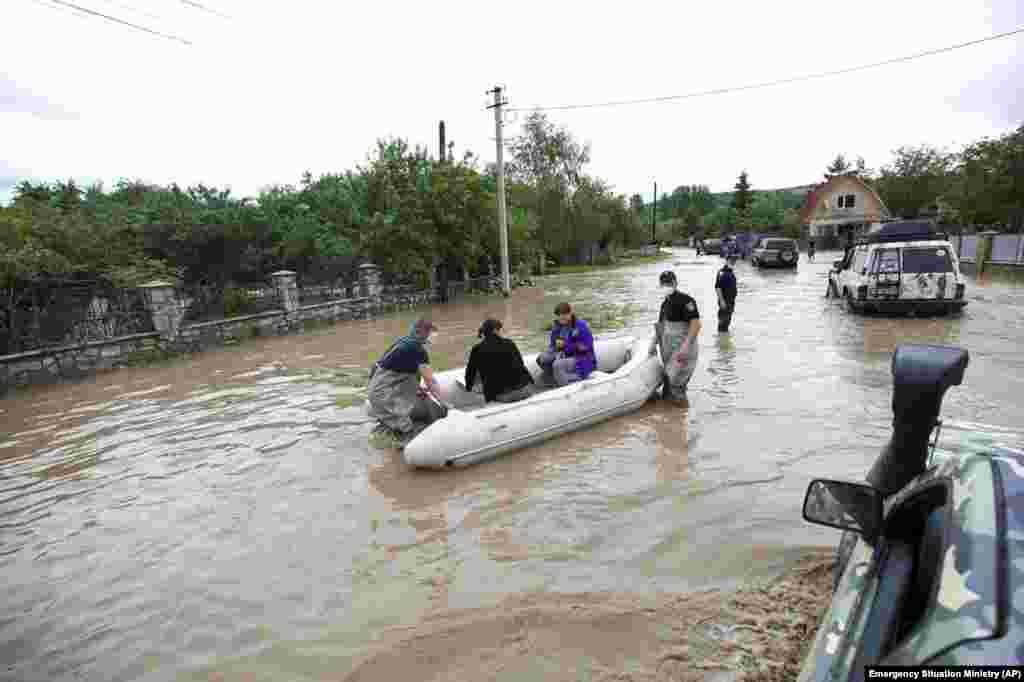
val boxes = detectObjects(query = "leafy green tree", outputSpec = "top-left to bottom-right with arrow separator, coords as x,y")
750,191 -> 785,229
733,171 -> 753,231
872,145 -> 958,219
947,124 -> 1024,228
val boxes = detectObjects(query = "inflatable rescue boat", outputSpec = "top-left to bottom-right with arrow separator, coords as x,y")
400,335 -> 663,468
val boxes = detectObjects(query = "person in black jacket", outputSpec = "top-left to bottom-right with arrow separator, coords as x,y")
464,319 -> 535,403
715,255 -> 738,333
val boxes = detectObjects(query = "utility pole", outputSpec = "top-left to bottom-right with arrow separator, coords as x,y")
439,120 -> 446,163
487,86 -> 511,296
652,181 -> 657,243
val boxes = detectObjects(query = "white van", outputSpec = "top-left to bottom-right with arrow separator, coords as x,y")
827,222 -> 968,315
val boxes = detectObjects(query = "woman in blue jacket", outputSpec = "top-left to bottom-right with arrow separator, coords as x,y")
536,302 -> 596,386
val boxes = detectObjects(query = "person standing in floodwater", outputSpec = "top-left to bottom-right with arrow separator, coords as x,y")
367,318 -> 448,438
650,271 -> 702,401
715,255 -> 738,333
808,239 -> 816,262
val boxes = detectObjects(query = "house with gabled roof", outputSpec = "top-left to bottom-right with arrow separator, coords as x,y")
800,175 -> 892,247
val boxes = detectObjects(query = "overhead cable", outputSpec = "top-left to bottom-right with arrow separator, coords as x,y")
32,0 -> 192,45
507,26 -> 1024,112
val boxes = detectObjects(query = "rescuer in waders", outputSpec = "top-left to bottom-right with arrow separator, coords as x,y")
649,271 -> 702,401
367,318 -> 448,440
715,255 -> 738,333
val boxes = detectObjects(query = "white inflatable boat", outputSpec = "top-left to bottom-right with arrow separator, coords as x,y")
401,335 -> 663,469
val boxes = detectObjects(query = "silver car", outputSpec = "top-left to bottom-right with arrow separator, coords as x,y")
752,238 -> 799,269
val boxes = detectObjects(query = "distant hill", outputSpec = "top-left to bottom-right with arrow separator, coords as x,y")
643,184 -> 817,213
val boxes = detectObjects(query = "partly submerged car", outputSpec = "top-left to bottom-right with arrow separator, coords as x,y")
798,344 -> 1023,680
826,221 -> 967,316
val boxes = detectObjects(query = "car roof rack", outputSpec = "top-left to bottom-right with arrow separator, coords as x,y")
857,221 -> 948,245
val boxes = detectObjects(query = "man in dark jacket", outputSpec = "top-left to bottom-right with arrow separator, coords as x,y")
464,318 -> 535,403
715,255 -> 738,333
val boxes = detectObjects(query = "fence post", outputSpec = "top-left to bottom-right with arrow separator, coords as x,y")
1017,233 -> 1024,264
357,262 -> 382,313
270,271 -> 300,332
138,280 -> 185,348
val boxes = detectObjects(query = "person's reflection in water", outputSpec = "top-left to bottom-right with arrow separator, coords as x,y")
705,333 -> 738,404
654,397 -> 692,483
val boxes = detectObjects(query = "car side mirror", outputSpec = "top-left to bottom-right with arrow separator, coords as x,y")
803,479 -> 883,544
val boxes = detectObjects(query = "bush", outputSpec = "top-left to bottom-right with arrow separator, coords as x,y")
222,285 -> 253,317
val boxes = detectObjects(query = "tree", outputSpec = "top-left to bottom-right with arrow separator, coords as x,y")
751,192 -> 785,229
507,112 -> 593,258
629,193 -> 644,214
783,208 -> 802,239
947,124 -> 1024,229
825,154 -> 851,178
872,145 -> 958,220
733,171 -> 753,231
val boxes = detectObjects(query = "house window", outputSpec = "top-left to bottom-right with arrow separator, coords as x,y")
836,194 -> 857,209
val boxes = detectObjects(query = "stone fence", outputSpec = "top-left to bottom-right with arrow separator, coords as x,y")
0,264 -> 485,396
950,232 -> 1024,277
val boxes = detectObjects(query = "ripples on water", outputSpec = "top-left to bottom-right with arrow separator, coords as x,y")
1,250 -> 1022,680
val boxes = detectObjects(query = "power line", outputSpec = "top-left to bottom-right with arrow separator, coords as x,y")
179,0 -> 230,20
92,0 -> 165,22
32,0 -> 192,45
508,26 -> 1024,113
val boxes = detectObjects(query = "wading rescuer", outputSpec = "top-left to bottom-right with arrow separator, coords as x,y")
715,255 -> 738,333
367,318 -> 448,438
464,318 -> 534,403
649,271 -> 702,401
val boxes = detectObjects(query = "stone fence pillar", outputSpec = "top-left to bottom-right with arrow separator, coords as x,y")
139,280 -> 185,344
270,270 -> 300,331
358,262 -> 382,300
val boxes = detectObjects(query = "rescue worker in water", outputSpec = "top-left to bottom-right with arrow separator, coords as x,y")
367,318 -> 448,438
649,271 -> 702,400
715,255 -> 738,333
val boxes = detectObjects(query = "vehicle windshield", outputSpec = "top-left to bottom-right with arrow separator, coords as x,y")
872,249 -> 900,273
902,247 -> 953,273
765,240 -> 794,250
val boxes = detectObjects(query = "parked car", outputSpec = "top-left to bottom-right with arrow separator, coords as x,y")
798,343 -> 1024,679
751,237 -> 799,268
700,238 -> 723,256
827,221 -> 967,316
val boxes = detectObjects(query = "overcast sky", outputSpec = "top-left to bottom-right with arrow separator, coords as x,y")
2,0 -> 1021,206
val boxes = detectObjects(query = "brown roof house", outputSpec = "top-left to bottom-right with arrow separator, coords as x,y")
800,175 -> 892,247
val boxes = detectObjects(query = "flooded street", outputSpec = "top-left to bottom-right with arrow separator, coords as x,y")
2,249 -> 1023,681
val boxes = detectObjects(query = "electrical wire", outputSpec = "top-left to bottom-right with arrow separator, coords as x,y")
92,0 -> 165,22
179,0 -> 230,20
30,0 -> 192,45
507,26 -> 1024,112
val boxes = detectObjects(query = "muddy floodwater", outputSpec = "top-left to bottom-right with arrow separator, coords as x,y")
2,249 -> 1023,681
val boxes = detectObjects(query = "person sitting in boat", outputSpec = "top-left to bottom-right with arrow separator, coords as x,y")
464,318 -> 534,403
367,318 -> 448,436
649,270 -> 702,401
537,302 -> 596,387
